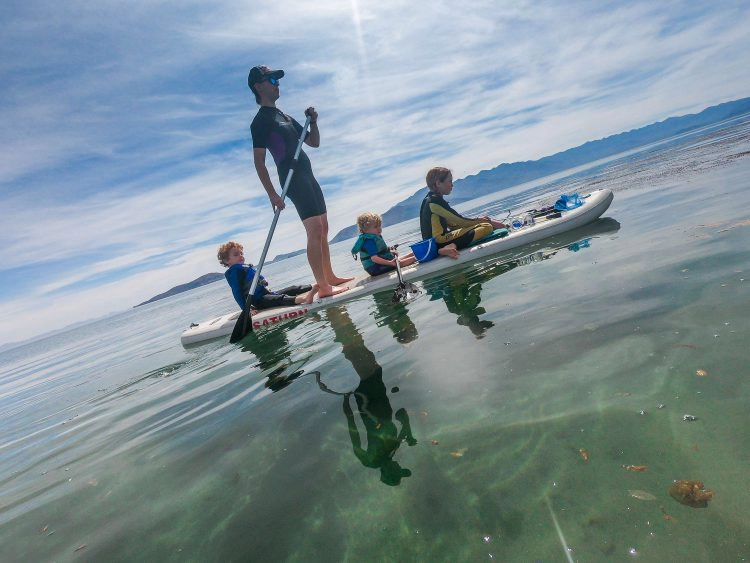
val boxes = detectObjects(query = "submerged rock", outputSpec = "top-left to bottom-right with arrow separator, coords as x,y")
668,480 -> 714,508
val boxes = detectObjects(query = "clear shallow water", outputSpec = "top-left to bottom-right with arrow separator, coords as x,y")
1,117 -> 749,562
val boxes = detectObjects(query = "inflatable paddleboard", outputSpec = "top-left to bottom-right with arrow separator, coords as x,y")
181,189 -> 614,346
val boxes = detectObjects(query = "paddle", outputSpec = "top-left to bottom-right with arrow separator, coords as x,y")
229,115 -> 312,343
391,245 -> 420,303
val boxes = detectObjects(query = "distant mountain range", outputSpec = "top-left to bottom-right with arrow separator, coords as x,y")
135,273 -> 224,307
329,96 -> 750,243
139,97 -> 750,306
268,248 -> 308,263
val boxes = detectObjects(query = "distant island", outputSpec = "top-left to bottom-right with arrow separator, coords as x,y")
139,97 -> 750,306
134,273 -> 224,307
268,248 -> 307,263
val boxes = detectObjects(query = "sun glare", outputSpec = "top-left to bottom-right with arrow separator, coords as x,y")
350,0 -> 367,66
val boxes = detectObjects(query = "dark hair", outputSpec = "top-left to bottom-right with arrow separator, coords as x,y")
250,85 -> 261,105
248,66 -> 283,105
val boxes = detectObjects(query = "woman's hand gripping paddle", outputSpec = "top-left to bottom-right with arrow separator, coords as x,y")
391,245 -> 420,303
230,115 -> 312,343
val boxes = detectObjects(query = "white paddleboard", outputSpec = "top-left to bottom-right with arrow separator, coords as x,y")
181,189 -> 614,346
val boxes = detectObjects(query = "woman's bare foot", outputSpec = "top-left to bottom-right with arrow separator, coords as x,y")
438,244 -> 460,259
327,276 -> 354,285
318,284 -> 349,298
303,284 -> 319,304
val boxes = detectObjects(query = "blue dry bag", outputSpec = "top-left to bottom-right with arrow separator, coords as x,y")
554,193 -> 584,211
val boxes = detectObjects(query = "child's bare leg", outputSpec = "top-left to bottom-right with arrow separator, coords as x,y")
438,243 -> 460,259
400,253 -> 418,267
295,284 -> 319,305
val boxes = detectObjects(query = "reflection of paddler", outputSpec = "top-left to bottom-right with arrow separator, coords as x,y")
325,306 -> 417,486
344,371 -> 416,486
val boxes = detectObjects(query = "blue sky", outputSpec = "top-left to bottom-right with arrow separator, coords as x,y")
1,0 -> 748,344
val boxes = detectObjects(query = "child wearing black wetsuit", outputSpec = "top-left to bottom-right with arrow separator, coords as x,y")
217,241 -> 318,310
419,167 -> 506,256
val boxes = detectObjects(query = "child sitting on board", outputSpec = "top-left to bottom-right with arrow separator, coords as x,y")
351,212 -> 418,276
217,241 -> 318,310
420,167 -> 507,257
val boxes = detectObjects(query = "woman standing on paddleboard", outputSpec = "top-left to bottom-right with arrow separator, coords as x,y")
248,65 -> 351,298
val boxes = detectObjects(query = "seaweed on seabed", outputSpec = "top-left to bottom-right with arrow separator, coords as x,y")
668,480 -> 714,508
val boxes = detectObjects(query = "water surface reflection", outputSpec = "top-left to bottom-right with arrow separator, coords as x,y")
320,306 -> 417,486
424,218 -> 620,337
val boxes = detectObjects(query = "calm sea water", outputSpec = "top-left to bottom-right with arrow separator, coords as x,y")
2,116 -> 749,562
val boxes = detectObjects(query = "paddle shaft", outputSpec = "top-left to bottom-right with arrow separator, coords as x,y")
390,245 -> 404,285
394,250 -> 405,286
245,115 -> 312,305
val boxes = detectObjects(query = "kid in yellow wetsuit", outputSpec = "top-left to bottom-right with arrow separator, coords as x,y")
419,167 -> 506,256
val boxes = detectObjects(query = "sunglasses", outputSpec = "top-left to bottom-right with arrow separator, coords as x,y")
265,77 -> 280,86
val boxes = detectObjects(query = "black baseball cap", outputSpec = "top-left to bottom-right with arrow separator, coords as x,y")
247,66 -> 284,90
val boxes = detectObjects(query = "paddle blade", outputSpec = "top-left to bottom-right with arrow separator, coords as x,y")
392,281 -> 421,303
392,283 -> 407,303
229,307 -> 253,343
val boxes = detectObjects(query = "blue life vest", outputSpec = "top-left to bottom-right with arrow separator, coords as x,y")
351,233 -> 394,270
225,264 -> 268,309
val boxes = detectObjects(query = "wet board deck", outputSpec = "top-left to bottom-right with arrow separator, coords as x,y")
181,189 -> 614,346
